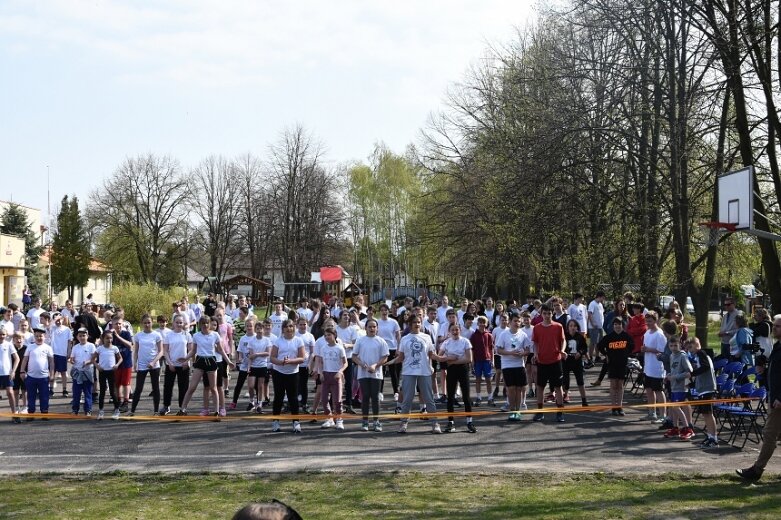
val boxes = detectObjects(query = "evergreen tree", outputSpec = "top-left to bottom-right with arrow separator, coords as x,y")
50,196 -> 91,301
0,202 -> 46,299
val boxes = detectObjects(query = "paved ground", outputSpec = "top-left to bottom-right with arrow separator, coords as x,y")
0,372 -> 777,475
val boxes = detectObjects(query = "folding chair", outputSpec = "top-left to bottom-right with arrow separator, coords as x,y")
713,357 -> 729,374
726,387 -> 767,449
722,361 -> 744,379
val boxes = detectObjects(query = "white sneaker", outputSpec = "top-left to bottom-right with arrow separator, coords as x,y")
393,392 -> 399,402
112,409 -> 120,420
500,403 -> 509,412
431,423 -> 442,434
97,410 -> 105,420
521,402 -> 528,410
378,393 -> 384,402
374,420 -> 382,432
292,421 -> 301,434
272,420 -> 281,432
321,418 -> 335,429
335,419 -> 344,431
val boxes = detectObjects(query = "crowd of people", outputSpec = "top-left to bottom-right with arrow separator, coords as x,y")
0,289 -> 778,475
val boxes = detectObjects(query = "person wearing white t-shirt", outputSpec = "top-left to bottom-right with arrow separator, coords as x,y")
69,327 -> 97,416
490,312 -> 509,404
0,329 -> 20,422
423,306 -> 441,401
642,311 -> 668,423
93,330 -> 122,420
20,327 -> 55,416
248,322 -> 273,413
295,317 -> 316,413
377,304 -> 401,404
316,327 -> 348,430
434,322 -> 476,433
25,298 -> 44,330
269,320 -> 306,433
1,307 -> 15,336
386,315 -> 440,434
352,319 -> 389,431
587,292 -> 606,361
436,296 -> 452,325
496,314 -> 532,420
49,314 -> 73,397
230,316 -> 256,412
161,315 -> 193,415
269,302 -> 287,338
336,312 -> 359,414
129,314 -> 164,416
567,294 -> 588,336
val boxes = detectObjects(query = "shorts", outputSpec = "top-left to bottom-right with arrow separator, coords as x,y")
216,361 -> 228,386
249,367 -> 268,378
644,375 -> 664,392
670,391 -> 687,403
695,392 -> 715,414
493,354 -> 502,370
0,375 -> 15,389
503,367 -> 528,387
526,353 -> 535,365
193,355 -> 217,372
439,361 -> 448,371
473,360 -> 493,379
54,354 -> 68,373
607,364 -> 627,380
537,361 -> 563,388
116,367 -> 132,386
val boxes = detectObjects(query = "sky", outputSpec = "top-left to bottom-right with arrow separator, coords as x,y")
0,0 -> 536,223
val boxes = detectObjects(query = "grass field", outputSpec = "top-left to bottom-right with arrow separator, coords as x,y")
1,472 -> 779,519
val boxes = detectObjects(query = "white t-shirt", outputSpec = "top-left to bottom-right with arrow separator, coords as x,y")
492,325 -> 508,346
297,308 -> 313,323
441,336 -> 472,361
134,331 -> 163,370
336,325 -> 359,356
497,328 -> 530,369
50,325 -> 73,357
95,345 -> 120,371
296,331 -> 316,368
1,320 -> 15,336
567,303 -> 588,332
436,305 -> 452,324
269,312 -> 287,338
353,335 -> 389,380
460,324 -> 475,340
377,318 -> 400,350
484,309 -> 495,328
237,334 -> 254,371
193,331 -> 221,358
643,329 -> 667,378
25,343 -> 53,378
26,308 -> 44,329
588,300 -> 605,329
165,331 -> 192,367
71,341 -> 96,369
399,332 -> 434,377
272,336 -> 304,375
319,341 -> 347,373
521,326 -> 535,352
157,327 -> 172,345
248,336 -> 273,368
423,319 -> 439,342
0,340 -> 17,376
60,307 -> 78,322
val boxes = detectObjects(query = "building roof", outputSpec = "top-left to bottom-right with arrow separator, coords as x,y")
40,247 -> 108,273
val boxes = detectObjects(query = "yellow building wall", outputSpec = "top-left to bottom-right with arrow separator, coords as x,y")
0,233 -> 26,305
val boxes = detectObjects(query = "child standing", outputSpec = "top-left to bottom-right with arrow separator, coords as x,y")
317,327 -> 348,431
93,330 -> 122,420
687,337 -> 719,448
70,327 -> 96,416
665,336 -> 695,440
0,329 -> 20,423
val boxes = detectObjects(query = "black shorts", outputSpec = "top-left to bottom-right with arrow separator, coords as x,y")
493,354 -> 502,370
537,362 -> 563,388
0,375 -> 15,389
249,367 -> 268,378
644,375 -> 664,392
439,361 -> 448,371
526,353 -> 535,365
607,364 -> 627,380
193,355 -> 217,372
502,367 -> 527,387
696,392 -> 715,414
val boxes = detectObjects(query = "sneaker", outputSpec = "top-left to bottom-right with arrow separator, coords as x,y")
346,407 -> 357,415
393,393 -> 399,402
361,421 -> 369,432
262,399 -> 270,407
292,421 -> 301,434
736,466 -> 763,482
545,393 -> 555,403
218,408 -> 227,417
487,398 -> 495,406
374,421 -> 382,432
658,417 -> 673,429
127,411 -> 135,417
492,388 -> 500,399
224,389 -> 230,397
271,420 -> 281,432
244,392 -> 250,398
521,402 -> 528,410
533,413 -> 544,422
160,407 -> 170,416
12,416 -> 21,424
590,380 -> 602,387
500,403 -> 510,412
199,409 -> 209,416
335,419 -> 345,431
247,401 -> 257,411
466,422 -> 477,433
431,423 -> 442,434
563,393 -> 571,404
679,427 -> 694,441
507,413 -> 517,422
97,410 -> 105,420
611,409 -> 618,416
112,409 -> 121,420
321,418 -> 335,429
398,421 -> 408,434
394,406 -> 402,414
556,412 -> 565,423
119,401 -> 129,413
582,401 -> 589,407
228,402 -> 237,410
646,412 -> 657,421
473,397 -> 482,407
444,421 -> 456,433
255,405 -> 264,414
62,391 -> 69,398
617,409 -> 626,416
652,416 -> 666,424
699,438 -> 719,449
378,393 -> 384,402
176,409 -> 187,416
664,427 -> 680,438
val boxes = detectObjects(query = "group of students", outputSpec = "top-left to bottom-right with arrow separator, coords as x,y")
0,292 -> 747,444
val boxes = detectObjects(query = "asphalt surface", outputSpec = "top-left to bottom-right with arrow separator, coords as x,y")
0,371 -> 777,475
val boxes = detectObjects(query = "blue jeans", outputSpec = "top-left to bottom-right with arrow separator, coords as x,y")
740,349 -> 755,367
72,379 -> 94,413
25,376 -> 50,413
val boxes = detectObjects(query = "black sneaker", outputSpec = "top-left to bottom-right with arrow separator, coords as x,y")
736,466 -> 763,482
533,413 -> 544,422
617,409 -> 626,416
443,421 -> 456,433
611,409 -> 618,416
246,403 -> 255,411
466,422 -> 477,433
454,399 -> 462,408
556,412 -> 565,423
119,401 -> 129,413
62,391 -> 69,398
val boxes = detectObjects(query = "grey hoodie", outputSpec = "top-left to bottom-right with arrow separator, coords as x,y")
669,350 -> 693,393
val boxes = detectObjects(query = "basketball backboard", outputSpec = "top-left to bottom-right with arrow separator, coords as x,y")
718,166 -> 753,230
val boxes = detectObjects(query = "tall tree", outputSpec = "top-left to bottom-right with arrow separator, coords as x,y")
50,196 -> 91,301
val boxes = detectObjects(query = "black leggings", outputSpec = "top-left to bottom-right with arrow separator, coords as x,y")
446,364 -> 472,422
272,371 -> 299,416
563,357 -> 585,390
232,370 -> 248,404
597,362 -> 609,382
359,378 -> 381,420
344,360 -> 354,405
387,350 -> 400,394
163,366 -> 190,408
98,370 -> 119,410
131,368 -> 160,413
298,367 -> 310,406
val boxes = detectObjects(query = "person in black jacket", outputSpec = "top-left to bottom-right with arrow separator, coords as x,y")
597,317 -> 634,416
737,316 -> 781,481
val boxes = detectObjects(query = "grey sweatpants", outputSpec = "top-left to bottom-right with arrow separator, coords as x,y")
400,374 -> 438,425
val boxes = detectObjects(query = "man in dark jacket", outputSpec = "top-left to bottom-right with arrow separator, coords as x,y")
737,316 -> 781,481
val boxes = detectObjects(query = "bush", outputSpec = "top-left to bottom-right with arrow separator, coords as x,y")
108,282 -> 194,324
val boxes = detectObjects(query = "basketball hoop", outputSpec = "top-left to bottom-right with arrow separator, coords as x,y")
699,221 -> 737,247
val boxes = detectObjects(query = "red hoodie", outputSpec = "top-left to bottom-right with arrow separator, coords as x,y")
626,314 -> 647,354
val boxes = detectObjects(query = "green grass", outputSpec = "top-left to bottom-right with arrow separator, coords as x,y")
1,472 -> 779,519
